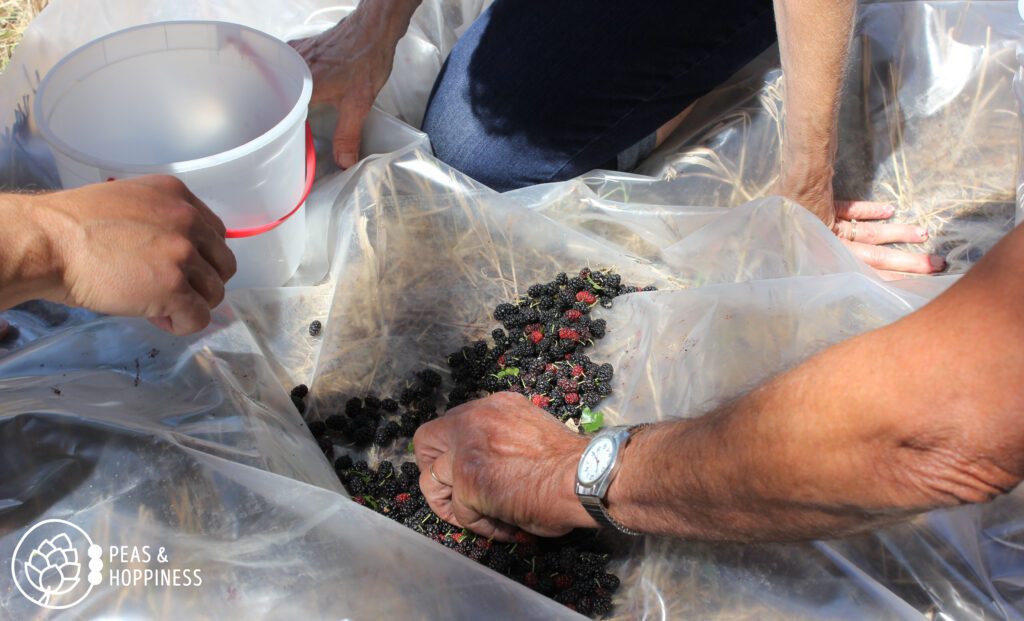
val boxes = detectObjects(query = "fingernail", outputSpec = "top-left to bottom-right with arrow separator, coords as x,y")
929,255 -> 946,271
883,205 -> 895,217
916,227 -> 928,240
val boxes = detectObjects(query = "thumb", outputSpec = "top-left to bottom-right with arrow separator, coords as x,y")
148,316 -> 173,332
332,101 -> 369,169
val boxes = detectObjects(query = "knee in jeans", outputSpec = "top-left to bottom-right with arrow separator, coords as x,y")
424,117 -> 539,192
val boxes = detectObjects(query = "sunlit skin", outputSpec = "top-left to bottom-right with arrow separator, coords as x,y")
0,176 -> 235,335
415,223 -> 1024,542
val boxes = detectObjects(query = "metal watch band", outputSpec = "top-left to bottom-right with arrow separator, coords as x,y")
577,423 -> 650,536
580,495 -> 644,536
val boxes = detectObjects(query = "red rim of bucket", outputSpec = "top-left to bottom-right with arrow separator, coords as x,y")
226,122 -> 316,239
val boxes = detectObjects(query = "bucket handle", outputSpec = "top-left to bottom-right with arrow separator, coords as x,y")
104,123 -> 317,239
225,122 -> 316,239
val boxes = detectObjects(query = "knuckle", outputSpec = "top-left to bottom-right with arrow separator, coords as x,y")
165,236 -> 197,264
164,269 -> 190,294
333,135 -> 359,148
210,213 -> 228,234
463,407 -> 492,430
494,391 -> 525,407
165,175 -> 189,194
152,174 -> 189,194
164,202 -> 198,231
868,246 -> 888,265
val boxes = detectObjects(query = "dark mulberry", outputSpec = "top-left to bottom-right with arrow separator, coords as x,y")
494,303 -> 518,322
351,426 -> 374,446
325,414 -> 347,431
597,572 -> 620,591
400,462 -> 420,479
417,369 -> 443,388
334,454 -> 353,471
374,421 -> 401,446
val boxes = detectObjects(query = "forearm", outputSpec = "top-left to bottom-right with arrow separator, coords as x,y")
0,193 -> 62,309
774,0 -> 856,222
596,225 -> 1024,541
419,223 -> 1021,541
601,346 -> 928,540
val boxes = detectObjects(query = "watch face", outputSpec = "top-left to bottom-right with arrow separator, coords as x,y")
578,437 -> 615,485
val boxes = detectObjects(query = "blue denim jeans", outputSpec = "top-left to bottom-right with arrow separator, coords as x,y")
422,0 -> 777,192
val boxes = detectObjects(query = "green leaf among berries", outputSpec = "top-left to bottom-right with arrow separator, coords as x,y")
493,366 -> 520,379
580,407 -> 604,433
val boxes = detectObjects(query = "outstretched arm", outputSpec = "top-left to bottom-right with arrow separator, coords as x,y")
774,0 -> 943,274
415,223 -> 1024,541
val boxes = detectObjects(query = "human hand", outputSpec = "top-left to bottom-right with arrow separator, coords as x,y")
290,9 -> 402,169
779,179 -> 945,275
828,200 -> 945,275
35,176 -> 236,335
413,392 -> 595,541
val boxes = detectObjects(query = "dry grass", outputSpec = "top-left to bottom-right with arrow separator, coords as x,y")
0,0 -> 47,72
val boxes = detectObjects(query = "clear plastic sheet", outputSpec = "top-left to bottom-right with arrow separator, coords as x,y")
1,1 -> 1022,619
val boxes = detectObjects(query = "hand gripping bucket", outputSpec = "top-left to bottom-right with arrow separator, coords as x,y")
33,21 -> 315,289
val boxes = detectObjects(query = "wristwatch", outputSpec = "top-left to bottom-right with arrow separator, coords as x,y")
575,424 -> 647,536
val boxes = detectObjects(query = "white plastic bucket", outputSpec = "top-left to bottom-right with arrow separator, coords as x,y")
34,21 -> 314,289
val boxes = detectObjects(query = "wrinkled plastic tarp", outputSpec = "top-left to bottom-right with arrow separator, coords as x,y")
1,0 -> 1023,619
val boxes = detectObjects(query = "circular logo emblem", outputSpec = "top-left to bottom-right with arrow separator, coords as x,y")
11,519 -> 103,609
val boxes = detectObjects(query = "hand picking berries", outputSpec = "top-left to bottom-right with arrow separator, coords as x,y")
290,267 -> 654,617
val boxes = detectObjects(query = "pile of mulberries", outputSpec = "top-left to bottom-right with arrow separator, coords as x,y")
290,267 -> 654,618
447,268 -> 654,423
291,369 -> 443,452
334,458 -> 619,616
